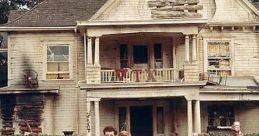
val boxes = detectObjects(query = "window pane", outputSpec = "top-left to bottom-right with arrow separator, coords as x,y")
208,105 -> 234,128
47,46 -> 69,61
0,33 -> 7,49
47,62 -> 69,72
133,45 -> 148,64
156,107 -> 165,134
47,73 -> 69,79
0,51 -> 7,87
154,44 -> 162,60
119,107 -> 127,131
120,44 -> 128,59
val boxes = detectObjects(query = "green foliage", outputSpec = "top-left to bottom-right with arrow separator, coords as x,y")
208,132 -> 229,136
0,0 -> 43,24
244,134 -> 259,136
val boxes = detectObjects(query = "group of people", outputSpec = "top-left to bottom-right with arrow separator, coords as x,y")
103,126 -> 131,136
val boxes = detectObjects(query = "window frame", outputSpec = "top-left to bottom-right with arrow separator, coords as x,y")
0,48 -> 8,87
207,105 -> 235,130
204,38 -> 234,76
43,42 -> 73,80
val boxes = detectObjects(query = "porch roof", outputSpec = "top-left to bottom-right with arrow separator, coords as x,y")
77,18 -> 208,27
80,81 -> 207,90
0,85 -> 59,95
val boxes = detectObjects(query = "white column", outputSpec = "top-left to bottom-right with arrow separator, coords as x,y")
94,100 -> 100,136
86,100 -> 91,136
87,37 -> 93,65
185,35 -> 190,62
94,37 -> 100,66
194,100 -> 201,133
84,33 -> 87,67
192,35 -> 197,61
187,100 -> 193,136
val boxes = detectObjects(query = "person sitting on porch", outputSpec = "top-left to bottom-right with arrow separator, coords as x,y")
103,126 -> 118,136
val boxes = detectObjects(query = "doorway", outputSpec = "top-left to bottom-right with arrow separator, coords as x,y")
130,106 -> 153,136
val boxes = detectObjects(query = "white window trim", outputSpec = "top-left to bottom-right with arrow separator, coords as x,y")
203,38 -> 235,76
42,42 -> 73,80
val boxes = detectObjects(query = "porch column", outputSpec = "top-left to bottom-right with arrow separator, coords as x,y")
187,100 -> 193,136
84,33 -> 87,68
87,37 -> 93,65
94,99 -> 101,136
192,35 -> 197,61
185,35 -> 190,62
86,100 -> 92,136
94,37 -> 100,66
194,100 -> 201,134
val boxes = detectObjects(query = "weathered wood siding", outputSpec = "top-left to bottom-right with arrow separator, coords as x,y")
210,0 -> 257,22
198,31 -> 259,78
8,32 -> 83,135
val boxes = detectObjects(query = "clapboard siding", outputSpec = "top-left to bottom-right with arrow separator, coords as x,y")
198,31 -> 259,78
8,32 -> 83,135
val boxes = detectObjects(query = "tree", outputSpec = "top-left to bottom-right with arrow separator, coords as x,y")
0,0 -> 43,24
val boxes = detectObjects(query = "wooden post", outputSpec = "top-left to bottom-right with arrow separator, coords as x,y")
94,37 -> 100,66
194,100 -> 201,133
192,35 -> 197,61
187,100 -> 193,136
185,35 -> 190,62
87,37 -> 93,65
86,100 -> 91,136
94,100 -> 100,136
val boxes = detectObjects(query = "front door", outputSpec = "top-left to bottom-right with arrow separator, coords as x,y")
130,106 -> 153,136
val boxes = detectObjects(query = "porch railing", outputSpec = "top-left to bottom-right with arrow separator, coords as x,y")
101,68 -> 179,83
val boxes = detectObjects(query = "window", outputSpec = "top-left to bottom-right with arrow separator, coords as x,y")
156,107 -> 165,134
45,45 -> 71,80
133,45 -> 148,64
119,107 -> 127,131
154,44 -> 163,68
0,34 -> 8,87
120,44 -> 128,68
205,40 -> 232,76
208,105 -> 234,130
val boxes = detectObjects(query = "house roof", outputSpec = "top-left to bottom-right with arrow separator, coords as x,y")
3,0 -> 107,27
1,0 -> 259,28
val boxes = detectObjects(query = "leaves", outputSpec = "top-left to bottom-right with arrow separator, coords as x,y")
0,0 -> 43,24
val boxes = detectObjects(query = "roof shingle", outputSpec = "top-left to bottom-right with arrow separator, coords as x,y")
4,0 -> 107,27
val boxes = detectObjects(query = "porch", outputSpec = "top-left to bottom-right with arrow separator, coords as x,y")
85,97 -> 202,136
81,82 -> 205,136
81,30 -> 200,84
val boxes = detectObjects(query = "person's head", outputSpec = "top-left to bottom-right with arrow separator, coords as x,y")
119,131 -> 130,136
103,126 -> 117,136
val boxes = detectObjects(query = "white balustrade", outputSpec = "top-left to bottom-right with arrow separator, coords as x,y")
101,68 -> 178,83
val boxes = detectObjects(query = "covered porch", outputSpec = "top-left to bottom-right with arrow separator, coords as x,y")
77,21 -> 204,84
81,83 -> 205,136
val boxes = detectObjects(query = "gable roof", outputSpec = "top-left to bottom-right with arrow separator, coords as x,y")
3,0 -> 107,27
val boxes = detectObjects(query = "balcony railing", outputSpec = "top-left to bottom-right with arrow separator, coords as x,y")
101,68 -> 178,83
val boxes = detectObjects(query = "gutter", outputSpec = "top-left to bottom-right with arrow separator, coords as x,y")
0,26 -> 76,32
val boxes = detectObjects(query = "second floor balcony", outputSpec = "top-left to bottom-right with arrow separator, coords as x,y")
83,32 -> 199,84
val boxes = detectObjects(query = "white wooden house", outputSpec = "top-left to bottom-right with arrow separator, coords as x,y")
0,0 -> 259,136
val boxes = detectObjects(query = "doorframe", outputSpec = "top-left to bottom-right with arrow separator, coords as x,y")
114,100 -> 169,136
